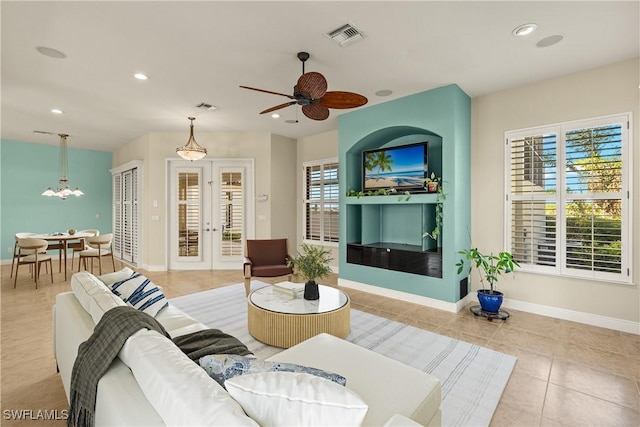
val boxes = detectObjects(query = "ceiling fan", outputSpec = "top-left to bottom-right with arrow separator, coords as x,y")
240,52 -> 368,121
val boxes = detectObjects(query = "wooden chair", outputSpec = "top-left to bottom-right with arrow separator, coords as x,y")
243,238 -> 293,296
78,233 -> 116,275
69,229 -> 100,270
14,238 -> 54,289
10,232 -> 38,278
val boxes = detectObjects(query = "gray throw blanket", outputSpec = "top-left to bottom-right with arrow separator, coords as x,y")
172,329 -> 252,360
67,307 -> 253,427
67,306 -> 169,427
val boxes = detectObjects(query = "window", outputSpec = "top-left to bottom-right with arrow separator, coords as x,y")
506,114 -> 631,283
303,159 -> 339,244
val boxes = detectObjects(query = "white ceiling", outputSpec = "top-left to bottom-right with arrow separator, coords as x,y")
2,1 -> 638,152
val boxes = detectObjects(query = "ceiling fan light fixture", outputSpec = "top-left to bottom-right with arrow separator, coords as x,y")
176,117 -> 207,161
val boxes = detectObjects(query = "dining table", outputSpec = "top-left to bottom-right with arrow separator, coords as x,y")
32,232 -> 93,281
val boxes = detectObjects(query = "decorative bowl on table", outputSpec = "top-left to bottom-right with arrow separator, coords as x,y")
68,228 -> 76,235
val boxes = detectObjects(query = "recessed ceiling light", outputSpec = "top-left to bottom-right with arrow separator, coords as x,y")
512,23 -> 537,36
271,113 -> 280,119
35,46 -> 66,59
51,108 -> 63,114
134,73 -> 149,80
536,34 -> 564,48
375,89 -> 393,97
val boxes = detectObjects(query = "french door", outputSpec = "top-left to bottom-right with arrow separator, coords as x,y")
168,159 -> 254,270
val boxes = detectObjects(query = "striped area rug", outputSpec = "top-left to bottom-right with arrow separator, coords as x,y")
170,282 -> 516,427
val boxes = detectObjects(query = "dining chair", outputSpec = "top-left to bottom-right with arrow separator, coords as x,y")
14,238 -> 54,289
10,232 -> 38,278
78,233 -> 116,275
69,229 -> 100,270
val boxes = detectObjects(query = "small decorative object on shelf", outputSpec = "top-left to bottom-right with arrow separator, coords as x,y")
456,247 -> 520,319
67,228 -> 76,235
424,172 -> 441,193
287,243 -> 333,301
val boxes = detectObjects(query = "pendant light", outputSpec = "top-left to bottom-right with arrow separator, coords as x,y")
42,133 -> 84,199
176,116 -> 207,161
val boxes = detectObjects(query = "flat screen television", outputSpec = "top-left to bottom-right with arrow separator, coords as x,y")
362,142 -> 428,193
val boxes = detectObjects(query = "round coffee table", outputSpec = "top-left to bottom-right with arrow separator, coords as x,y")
247,283 -> 350,348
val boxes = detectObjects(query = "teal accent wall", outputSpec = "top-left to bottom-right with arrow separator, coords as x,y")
1,140 -> 113,260
339,84 -> 471,303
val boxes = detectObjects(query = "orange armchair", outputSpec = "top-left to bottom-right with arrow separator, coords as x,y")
243,238 -> 293,295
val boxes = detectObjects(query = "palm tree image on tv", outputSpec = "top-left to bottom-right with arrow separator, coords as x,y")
363,144 -> 426,190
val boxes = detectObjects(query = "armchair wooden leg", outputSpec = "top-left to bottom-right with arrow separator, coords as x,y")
244,278 -> 251,297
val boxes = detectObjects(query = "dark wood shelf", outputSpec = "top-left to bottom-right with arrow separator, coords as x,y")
346,242 -> 442,278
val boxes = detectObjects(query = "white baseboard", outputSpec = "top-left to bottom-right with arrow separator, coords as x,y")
338,279 -> 639,335
501,294 -> 640,335
338,278 -> 461,313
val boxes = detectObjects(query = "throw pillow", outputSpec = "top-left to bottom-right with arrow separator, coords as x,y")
199,354 -> 346,388
97,267 -> 134,287
109,273 -> 168,317
225,372 -> 368,426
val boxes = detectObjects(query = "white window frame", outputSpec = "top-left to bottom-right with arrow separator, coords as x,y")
505,113 -> 632,284
302,158 -> 339,246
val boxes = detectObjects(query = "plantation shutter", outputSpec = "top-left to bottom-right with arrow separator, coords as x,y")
303,159 -> 339,243
506,114 -> 629,283
508,131 -> 558,268
563,123 -> 623,275
111,161 -> 141,266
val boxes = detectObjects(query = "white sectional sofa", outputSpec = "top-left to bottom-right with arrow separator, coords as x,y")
54,269 -> 441,426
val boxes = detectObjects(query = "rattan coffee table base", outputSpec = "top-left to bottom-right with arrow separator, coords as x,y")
248,299 -> 350,348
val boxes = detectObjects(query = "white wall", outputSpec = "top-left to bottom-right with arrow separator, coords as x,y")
295,130 -> 340,270
113,130 -> 296,269
269,134 -> 297,243
471,58 -> 639,325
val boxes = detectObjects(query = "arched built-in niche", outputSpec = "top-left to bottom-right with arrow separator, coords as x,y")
345,126 -> 442,194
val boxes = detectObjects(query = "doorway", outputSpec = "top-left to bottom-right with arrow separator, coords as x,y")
168,159 -> 254,270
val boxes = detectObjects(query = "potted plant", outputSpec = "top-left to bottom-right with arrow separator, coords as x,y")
456,248 -> 520,313
424,172 -> 441,193
287,243 -> 333,300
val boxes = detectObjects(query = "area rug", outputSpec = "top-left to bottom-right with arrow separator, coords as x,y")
170,282 -> 516,427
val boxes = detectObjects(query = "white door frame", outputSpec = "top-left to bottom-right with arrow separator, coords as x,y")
167,158 -> 254,270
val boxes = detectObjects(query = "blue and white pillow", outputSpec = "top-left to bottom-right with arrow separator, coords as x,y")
199,354 -> 346,388
110,273 -> 168,317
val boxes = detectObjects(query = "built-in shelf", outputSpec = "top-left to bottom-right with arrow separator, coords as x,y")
347,242 -> 442,277
344,193 -> 440,205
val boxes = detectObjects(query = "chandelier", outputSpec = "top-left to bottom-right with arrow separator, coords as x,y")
176,116 -> 207,161
42,133 -> 84,199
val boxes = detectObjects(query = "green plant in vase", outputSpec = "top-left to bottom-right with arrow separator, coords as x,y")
287,243 -> 333,300
456,248 -> 520,314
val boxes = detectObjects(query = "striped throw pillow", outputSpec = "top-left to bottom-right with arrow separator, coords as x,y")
110,273 -> 168,317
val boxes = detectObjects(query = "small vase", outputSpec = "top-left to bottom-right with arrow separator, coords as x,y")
427,182 -> 438,193
67,228 -> 76,235
477,289 -> 503,313
303,280 -> 320,300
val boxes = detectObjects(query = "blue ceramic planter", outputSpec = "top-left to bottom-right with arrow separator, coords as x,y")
477,290 -> 503,313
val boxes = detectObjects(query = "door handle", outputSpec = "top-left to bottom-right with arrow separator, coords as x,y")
212,228 -> 218,232
203,228 -> 211,232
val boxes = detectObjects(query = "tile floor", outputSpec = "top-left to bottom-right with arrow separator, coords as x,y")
1,265 -> 638,426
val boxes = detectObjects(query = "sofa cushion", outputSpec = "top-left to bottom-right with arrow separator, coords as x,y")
110,273 -> 168,317
89,291 -> 126,323
225,372 -> 368,427
97,267 -> 135,287
199,354 -> 346,388
71,271 -> 115,313
119,329 -> 258,427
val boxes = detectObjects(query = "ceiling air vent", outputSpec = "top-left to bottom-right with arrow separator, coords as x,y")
33,130 -> 54,135
196,102 -> 217,111
326,23 -> 364,47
